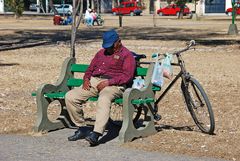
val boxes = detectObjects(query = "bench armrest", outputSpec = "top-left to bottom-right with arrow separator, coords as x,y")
119,63 -> 156,142
35,57 -> 76,98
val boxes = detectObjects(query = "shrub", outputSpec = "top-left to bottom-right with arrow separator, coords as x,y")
5,0 -> 24,18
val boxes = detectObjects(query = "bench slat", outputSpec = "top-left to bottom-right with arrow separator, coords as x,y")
38,91 -> 154,105
71,64 -> 89,72
31,86 -> 161,98
131,98 -> 155,105
66,78 -> 161,91
136,67 -> 148,76
44,92 -> 66,99
67,78 -> 83,87
43,91 -> 123,104
152,86 -> 161,91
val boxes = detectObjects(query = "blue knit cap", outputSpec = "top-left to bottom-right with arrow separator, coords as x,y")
102,29 -> 119,49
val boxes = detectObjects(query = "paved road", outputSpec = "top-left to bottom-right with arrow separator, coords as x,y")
0,128 -> 226,161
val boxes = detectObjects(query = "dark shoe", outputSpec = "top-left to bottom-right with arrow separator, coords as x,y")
85,131 -> 101,146
68,128 -> 87,141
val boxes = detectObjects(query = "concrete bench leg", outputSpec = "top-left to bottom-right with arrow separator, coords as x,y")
119,88 -> 157,143
33,57 -> 76,132
33,84 -> 66,132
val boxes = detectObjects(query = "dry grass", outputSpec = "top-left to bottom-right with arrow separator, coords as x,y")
0,15 -> 240,160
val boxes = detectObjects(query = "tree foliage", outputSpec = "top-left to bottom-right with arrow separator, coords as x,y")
170,0 -> 199,19
5,0 -> 24,18
175,0 -> 187,19
49,0 -> 58,14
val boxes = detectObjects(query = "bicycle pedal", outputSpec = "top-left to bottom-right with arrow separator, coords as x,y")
154,114 -> 162,121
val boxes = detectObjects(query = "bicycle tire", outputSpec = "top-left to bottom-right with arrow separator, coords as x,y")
109,104 -> 143,127
181,77 -> 215,134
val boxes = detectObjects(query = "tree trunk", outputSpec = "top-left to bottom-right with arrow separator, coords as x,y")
49,0 -> 58,15
14,14 -> 20,19
178,4 -> 184,19
70,0 -> 84,58
180,7 -> 184,19
153,0 -> 156,27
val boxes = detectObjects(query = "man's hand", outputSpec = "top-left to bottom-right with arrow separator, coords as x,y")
82,79 -> 91,90
97,80 -> 109,92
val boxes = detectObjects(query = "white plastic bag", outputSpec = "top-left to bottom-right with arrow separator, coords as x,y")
151,54 -> 164,87
162,53 -> 173,80
132,77 -> 145,89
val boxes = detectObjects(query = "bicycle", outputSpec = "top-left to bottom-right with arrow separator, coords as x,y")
93,15 -> 104,26
110,40 -> 215,135
81,14 -> 104,26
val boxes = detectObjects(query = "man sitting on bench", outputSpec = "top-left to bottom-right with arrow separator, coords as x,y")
65,29 -> 136,146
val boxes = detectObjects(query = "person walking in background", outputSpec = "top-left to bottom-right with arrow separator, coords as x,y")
91,9 -> 98,26
84,8 -> 93,26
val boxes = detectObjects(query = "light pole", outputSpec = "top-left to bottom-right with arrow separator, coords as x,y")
191,0 -> 199,20
228,0 -> 238,35
118,0 -> 122,27
153,0 -> 156,27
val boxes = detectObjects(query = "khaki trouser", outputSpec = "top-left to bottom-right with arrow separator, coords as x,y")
65,77 -> 124,134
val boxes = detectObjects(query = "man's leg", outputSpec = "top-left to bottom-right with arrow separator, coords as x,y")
65,86 -> 97,126
65,77 -> 100,141
89,17 -> 93,26
85,86 -> 124,145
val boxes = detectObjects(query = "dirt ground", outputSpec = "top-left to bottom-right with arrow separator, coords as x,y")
0,14 -> 240,161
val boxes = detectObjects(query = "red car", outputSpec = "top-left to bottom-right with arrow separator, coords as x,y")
112,1 -> 142,16
225,3 -> 240,16
157,4 -> 191,16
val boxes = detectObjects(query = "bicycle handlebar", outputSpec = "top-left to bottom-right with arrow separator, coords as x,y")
172,40 -> 195,55
152,40 -> 196,58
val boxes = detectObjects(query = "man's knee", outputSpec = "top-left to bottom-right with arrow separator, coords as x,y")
98,94 -> 112,103
100,86 -> 122,98
65,90 -> 77,104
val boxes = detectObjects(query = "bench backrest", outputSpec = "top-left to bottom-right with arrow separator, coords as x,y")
67,64 -> 148,88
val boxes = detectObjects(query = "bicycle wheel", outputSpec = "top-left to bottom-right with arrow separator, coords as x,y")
109,104 -> 143,127
181,77 -> 215,134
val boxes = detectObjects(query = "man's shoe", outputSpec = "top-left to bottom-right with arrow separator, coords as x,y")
85,131 -> 101,146
68,128 -> 86,141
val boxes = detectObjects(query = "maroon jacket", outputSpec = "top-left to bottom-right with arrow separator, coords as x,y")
83,46 -> 136,86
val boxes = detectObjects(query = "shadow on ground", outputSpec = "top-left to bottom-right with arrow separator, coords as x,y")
0,62 -> 20,67
99,122 -> 121,144
0,26 -> 239,51
156,124 -> 194,132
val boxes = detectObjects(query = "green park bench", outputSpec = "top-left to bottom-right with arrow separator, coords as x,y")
32,57 -> 161,142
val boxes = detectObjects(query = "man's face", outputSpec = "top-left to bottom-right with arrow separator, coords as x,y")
104,39 -> 121,55
104,45 -> 114,55
104,39 -> 122,55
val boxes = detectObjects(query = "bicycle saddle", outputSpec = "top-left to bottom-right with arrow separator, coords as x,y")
131,52 -> 146,61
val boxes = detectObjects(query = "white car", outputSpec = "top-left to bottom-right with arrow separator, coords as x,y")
55,4 -> 73,15
29,3 -> 38,11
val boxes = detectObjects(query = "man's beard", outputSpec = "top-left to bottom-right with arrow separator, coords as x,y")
104,48 -> 114,55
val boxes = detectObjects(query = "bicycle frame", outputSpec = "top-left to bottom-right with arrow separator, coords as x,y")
154,68 -> 182,106
139,41 -> 195,116
136,40 -> 215,134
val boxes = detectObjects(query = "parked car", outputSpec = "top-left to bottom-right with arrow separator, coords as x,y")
55,4 -> 73,15
225,3 -> 240,16
157,4 -> 191,16
29,3 -> 38,11
50,4 -> 61,13
112,1 -> 142,16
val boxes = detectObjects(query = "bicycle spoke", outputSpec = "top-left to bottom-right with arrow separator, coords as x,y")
191,82 -> 204,107
181,78 -> 215,134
